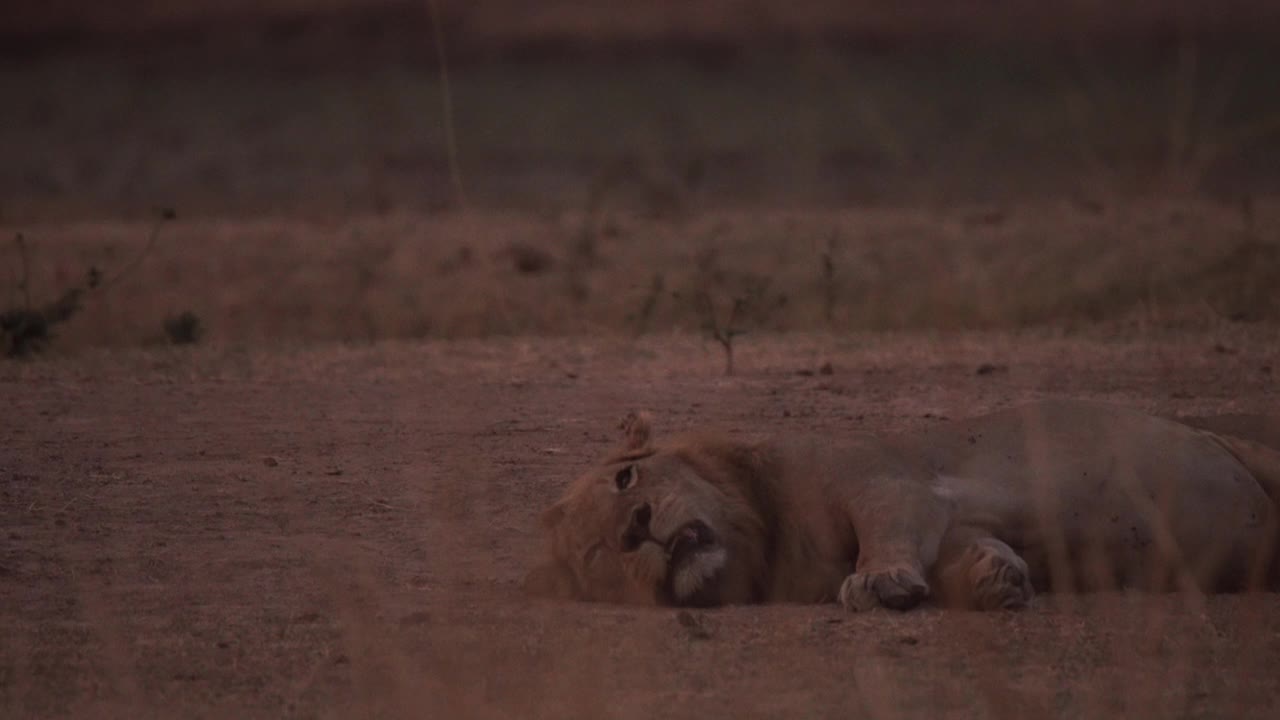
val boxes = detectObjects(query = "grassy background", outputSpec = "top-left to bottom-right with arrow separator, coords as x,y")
5,203 -> 1278,350
4,42 -> 1280,220
2,11 -> 1279,351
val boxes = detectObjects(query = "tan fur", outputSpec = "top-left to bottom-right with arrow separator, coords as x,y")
526,400 -> 1280,611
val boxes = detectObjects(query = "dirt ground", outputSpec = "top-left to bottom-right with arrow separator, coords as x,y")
3,330 -> 1279,719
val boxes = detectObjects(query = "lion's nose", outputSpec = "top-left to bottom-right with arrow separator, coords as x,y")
620,502 -> 652,552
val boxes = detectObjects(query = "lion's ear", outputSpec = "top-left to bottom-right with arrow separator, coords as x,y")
619,411 -> 653,450
523,561 -> 576,600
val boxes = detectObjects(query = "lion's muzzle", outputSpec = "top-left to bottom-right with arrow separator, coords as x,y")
663,520 -> 727,607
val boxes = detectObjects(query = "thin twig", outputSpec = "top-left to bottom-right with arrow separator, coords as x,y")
697,290 -> 745,376
366,497 -> 402,512
821,232 -> 838,325
425,0 -> 466,208
56,495 -> 82,514
1166,38 -> 1199,173
14,233 -> 31,310
98,209 -> 174,292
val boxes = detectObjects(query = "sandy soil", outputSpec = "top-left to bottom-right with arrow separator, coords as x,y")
2,329 -> 1279,719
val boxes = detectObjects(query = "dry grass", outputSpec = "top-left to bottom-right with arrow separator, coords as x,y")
3,201 -> 1277,353
4,36 -> 1279,357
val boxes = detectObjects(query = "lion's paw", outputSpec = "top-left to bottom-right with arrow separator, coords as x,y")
839,567 -> 929,612
972,555 -> 1034,611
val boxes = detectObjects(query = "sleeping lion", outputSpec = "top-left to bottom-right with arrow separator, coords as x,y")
525,400 -> 1280,611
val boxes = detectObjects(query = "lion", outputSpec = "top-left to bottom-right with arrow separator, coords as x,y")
524,400 -> 1280,611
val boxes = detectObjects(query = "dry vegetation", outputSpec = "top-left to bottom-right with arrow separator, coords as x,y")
4,202 -> 1278,353
4,31 -> 1279,357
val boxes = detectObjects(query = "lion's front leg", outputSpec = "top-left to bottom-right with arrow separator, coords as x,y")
838,563 -> 930,611
837,475 -> 950,612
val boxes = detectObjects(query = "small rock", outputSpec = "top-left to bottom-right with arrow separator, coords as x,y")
1072,197 -> 1105,215
499,242 -> 556,275
964,209 -> 1007,226
399,611 -> 432,626
263,457 -> 279,467
975,363 -> 1008,376
818,362 -> 834,376
600,219 -> 624,238
676,610 -> 712,640
899,636 -> 919,646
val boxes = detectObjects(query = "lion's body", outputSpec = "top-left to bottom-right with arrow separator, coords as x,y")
762,400 -> 1278,602
527,400 -> 1280,611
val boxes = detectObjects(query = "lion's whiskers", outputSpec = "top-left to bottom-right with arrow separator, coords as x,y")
672,546 -> 728,600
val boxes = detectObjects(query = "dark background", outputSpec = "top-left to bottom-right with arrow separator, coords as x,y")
3,1 -> 1279,345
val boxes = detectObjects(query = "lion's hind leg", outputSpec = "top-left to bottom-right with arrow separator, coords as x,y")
934,530 -> 1034,611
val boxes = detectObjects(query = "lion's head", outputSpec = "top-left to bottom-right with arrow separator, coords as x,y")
524,412 -> 771,607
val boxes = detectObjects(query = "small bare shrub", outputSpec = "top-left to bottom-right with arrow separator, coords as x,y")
631,273 -> 665,336
681,246 -> 784,376
2,208 -> 174,358
163,311 -> 203,345
820,231 -> 840,325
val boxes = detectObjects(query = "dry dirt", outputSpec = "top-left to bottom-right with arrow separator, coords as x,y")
3,329 -> 1279,719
